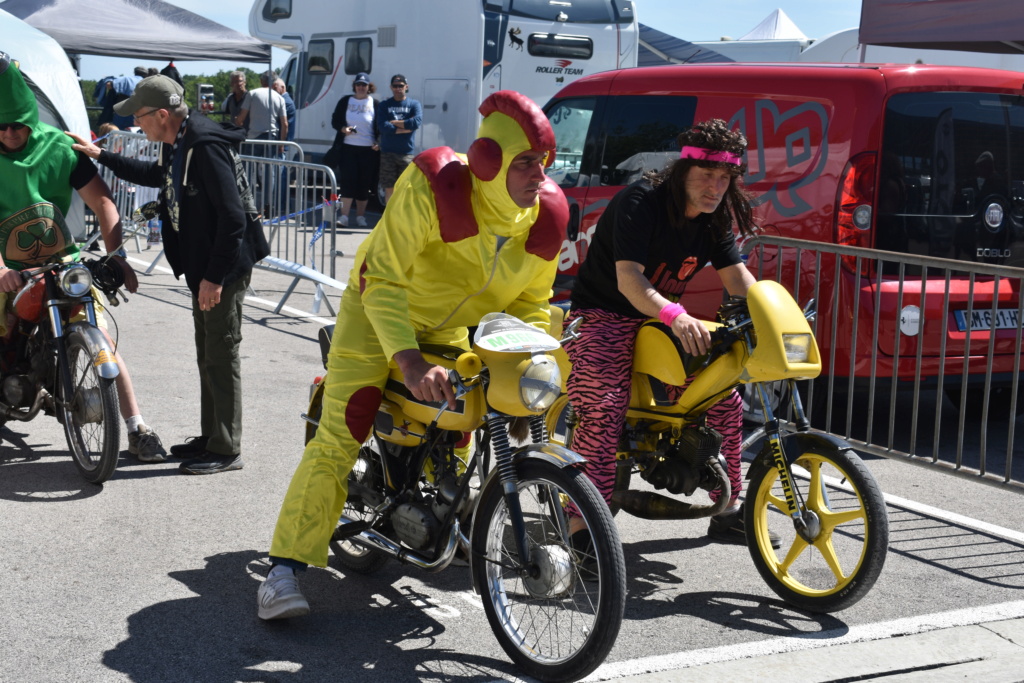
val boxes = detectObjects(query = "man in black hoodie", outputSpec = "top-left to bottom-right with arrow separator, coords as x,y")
70,75 -> 270,475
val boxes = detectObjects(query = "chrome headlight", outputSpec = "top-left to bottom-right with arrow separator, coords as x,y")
782,333 -> 812,363
60,263 -> 93,298
520,353 -> 561,412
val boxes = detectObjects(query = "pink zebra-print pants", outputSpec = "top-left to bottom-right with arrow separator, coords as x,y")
565,307 -> 743,507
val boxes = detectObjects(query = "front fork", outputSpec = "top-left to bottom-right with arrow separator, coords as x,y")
755,380 -> 816,542
485,411 -> 534,568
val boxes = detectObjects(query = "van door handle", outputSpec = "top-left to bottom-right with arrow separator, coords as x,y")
567,203 -> 580,241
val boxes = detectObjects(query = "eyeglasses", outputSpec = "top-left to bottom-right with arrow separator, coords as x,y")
133,109 -> 161,121
0,122 -> 26,132
354,82 -> 369,87
391,84 -> 406,89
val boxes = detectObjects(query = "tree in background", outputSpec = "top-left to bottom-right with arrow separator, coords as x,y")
80,67 -> 267,133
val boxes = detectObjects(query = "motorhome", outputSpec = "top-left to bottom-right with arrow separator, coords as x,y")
249,0 -> 638,160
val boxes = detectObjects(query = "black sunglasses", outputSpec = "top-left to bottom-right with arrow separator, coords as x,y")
0,122 -> 27,132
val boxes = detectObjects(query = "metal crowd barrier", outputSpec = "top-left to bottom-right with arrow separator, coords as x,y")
742,235 -> 1023,491
91,130 -> 345,315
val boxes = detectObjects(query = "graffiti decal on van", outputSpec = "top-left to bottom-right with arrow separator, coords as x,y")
732,100 -> 830,218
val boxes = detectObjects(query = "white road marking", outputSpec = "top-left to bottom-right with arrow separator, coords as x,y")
581,600 -> 1024,682
127,254 -> 336,326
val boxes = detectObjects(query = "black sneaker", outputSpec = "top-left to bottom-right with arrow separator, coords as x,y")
708,506 -> 782,549
179,452 -> 243,475
169,436 -> 208,459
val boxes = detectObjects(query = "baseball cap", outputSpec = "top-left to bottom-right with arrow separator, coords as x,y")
353,72 -> 370,85
113,75 -> 184,116
390,74 -> 407,86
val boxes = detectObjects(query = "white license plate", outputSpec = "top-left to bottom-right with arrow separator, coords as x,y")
953,308 -> 1022,332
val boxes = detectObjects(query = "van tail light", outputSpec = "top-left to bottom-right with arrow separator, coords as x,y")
834,152 -> 877,276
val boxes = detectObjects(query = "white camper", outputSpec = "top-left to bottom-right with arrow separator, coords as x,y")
249,0 -> 638,158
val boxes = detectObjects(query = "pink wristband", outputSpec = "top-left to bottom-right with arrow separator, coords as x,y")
659,302 -> 687,327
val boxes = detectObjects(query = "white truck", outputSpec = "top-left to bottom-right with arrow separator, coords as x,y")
249,0 -> 638,159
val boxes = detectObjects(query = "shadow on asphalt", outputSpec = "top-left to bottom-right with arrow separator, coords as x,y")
103,551 -> 525,682
0,426 -> 105,502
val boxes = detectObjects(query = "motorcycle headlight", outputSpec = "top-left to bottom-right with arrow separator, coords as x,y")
782,334 -> 812,363
60,263 -> 93,298
520,353 -> 561,412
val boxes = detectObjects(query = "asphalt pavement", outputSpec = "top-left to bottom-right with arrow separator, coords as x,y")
0,226 -> 1021,683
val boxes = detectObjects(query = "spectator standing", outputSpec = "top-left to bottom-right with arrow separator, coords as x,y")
377,73 -> 422,203
222,71 -> 249,135
0,54 -> 166,462
160,61 -> 183,88
272,78 -> 296,142
95,67 -> 146,129
235,72 -> 288,215
329,72 -> 379,227
70,75 -> 270,475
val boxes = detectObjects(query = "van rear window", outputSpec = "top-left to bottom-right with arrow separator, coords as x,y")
878,92 -> 1024,268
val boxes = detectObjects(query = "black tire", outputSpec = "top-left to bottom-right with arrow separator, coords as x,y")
745,446 -> 888,613
60,330 -> 120,484
471,460 -> 626,683
329,445 -> 390,574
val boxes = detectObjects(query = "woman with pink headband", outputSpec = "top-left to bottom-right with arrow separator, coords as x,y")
563,118 -> 778,547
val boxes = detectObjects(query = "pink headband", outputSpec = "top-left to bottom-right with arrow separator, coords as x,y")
679,145 -> 742,166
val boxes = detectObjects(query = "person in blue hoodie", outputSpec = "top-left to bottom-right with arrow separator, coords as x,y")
70,75 -> 270,476
376,74 -> 422,203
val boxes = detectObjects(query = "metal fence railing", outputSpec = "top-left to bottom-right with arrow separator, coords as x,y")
93,130 -> 345,314
742,235 -> 1024,492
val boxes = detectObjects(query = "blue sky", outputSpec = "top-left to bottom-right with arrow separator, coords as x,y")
74,0 -> 864,80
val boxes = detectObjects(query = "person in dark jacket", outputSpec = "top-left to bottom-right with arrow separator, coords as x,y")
69,75 -> 270,476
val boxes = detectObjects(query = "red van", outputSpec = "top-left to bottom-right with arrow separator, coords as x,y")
543,63 -> 1024,403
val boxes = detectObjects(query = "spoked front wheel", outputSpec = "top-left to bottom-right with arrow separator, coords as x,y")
745,447 -> 888,613
471,460 -> 626,683
60,330 -> 120,484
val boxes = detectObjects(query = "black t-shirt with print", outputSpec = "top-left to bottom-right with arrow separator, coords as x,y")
570,179 -> 741,318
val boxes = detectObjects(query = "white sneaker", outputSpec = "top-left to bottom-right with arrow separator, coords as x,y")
257,571 -> 310,620
336,215 -> 349,227
355,215 -> 367,227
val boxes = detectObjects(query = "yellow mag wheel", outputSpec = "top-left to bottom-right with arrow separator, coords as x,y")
744,447 -> 889,613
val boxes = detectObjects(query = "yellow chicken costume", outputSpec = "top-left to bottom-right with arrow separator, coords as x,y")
270,91 -> 568,567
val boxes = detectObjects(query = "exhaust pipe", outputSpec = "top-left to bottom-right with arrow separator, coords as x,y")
345,519 -> 463,573
0,388 -> 47,422
611,460 -> 731,520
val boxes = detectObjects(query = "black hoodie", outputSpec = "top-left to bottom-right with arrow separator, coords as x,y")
98,112 -> 269,294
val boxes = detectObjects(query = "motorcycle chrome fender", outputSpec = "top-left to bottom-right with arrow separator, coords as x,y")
469,442 -> 586,595
66,322 -> 120,380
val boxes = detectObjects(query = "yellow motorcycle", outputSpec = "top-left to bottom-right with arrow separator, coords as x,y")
303,313 -> 626,683
546,280 -> 889,613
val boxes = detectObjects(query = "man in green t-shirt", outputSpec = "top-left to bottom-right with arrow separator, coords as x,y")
0,51 -> 166,463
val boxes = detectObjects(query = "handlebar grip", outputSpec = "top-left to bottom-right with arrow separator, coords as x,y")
455,351 -> 482,379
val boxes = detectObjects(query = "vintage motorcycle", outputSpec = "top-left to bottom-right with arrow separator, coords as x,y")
0,249 -> 129,484
303,313 -> 627,683
546,280 -> 890,613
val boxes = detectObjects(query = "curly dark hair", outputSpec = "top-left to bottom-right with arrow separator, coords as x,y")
644,118 -> 756,239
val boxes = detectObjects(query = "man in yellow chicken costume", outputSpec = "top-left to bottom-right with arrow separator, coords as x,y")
257,90 -> 568,619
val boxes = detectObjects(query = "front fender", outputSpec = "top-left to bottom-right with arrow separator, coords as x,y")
511,441 -> 587,469
67,322 -> 119,380
749,430 -> 853,476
